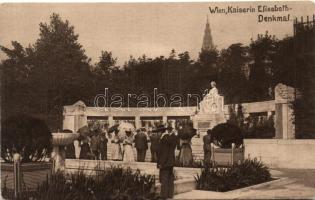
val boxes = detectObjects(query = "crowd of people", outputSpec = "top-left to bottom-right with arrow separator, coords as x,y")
65,120 -> 202,167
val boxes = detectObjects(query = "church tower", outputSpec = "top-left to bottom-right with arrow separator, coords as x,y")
201,16 -> 214,51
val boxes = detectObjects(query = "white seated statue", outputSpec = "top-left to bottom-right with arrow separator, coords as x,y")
199,81 -> 223,114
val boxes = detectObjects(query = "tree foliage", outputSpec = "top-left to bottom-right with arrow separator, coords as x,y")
248,32 -> 279,101
94,51 -> 117,76
1,115 -> 52,163
1,13 -> 94,129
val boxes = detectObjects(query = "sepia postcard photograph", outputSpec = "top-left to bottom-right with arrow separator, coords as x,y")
0,1 -> 315,199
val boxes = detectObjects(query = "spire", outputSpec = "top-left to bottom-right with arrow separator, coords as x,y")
202,15 -> 214,51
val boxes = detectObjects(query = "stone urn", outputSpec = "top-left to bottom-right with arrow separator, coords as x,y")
52,132 -> 79,172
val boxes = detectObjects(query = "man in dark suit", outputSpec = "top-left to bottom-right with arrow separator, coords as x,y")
157,126 -> 177,199
99,129 -> 108,160
150,129 -> 161,162
134,127 -> 148,162
203,129 -> 212,166
90,131 -> 100,160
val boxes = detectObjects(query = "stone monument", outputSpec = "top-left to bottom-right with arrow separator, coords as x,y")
195,81 -> 226,136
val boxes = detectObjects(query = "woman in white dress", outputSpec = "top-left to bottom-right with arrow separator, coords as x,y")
111,130 -> 123,161
123,131 -> 135,162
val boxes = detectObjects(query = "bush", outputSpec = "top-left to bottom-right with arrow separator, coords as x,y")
2,166 -> 160,200
211,123 -> 243,148
243,116 -> 275,139
195,158 -> 271,192
1,114 -> 52,162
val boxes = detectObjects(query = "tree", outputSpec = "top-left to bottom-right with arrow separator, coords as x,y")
94,51 -> 117,76
198,49 -> 219,68
1,41 -> 37,118
31,13 -> 93,128
178,51 -> 192,65
291,24 -> 315,138
217,43 -> 249,103
273,37 -> 296,86
1,13 -> 93,130
248,32 -> 279,101
1,41 -> 33,83
168,49 -> 176,60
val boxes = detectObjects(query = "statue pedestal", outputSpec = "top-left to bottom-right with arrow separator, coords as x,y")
195,113 -> 226,137
195,92 -> 226,137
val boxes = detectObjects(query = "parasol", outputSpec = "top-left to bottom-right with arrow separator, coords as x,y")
108,122 -> 135,141
108,124 -> 119,133
178,125 -> 197,140
117,122 -> 135,140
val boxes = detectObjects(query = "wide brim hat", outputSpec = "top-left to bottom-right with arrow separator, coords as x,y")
152,124 -> 166,133
136,127 -> 147,132
178,125 -> 197,139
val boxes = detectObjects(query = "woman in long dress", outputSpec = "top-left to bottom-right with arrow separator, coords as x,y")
111,131 -> 123,161
179,138 -> 193,166
178,123 -> 197,167
123,131 -> 135,162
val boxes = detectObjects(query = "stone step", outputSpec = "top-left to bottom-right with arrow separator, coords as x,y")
156,178 -> 196,195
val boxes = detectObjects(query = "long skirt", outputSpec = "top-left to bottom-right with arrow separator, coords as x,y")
123,144 -> 135,162
179,143 -> 193,167
111,143 -> 123,161
204,150 -> 211,165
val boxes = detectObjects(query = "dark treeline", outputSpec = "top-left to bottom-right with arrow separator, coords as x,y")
1,13 -> 314,132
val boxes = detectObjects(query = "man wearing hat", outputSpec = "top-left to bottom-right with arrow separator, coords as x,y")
150,125 -> 164,162
134,127 -> 148,162
203,129 -> 212,166
157,125 -> 177,199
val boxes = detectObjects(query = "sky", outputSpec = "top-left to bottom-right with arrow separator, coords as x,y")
0,2 -> 315,65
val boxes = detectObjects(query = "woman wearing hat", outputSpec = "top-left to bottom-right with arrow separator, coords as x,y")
178,121 -> 196,167
111,129 -> 123,161
122,130 -> 135,162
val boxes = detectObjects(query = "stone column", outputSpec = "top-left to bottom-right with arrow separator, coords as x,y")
162,116 -> 167,125
275,84 -> 299,139
135,116 -> 141,129
73,140 -> 81,159
191,115 -> 197,128
108,116 -> 114,127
